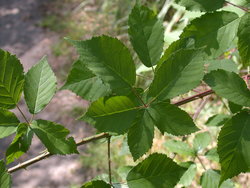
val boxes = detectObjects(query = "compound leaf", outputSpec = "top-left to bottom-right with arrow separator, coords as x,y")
0,108 -> 19,139
24,57 -> 57,114
128,109 -> 154,161
31,120 -> 78,154
148,102 -> 199,136
204,70 -> 250,107
0,160 -> 11,188
218,111 -> 250,183
127,153 -> 187,188
238,13 -> 250,67
180,11 -> 240,58
148,49 -> 205,101
193,132 -> 211,152
164,140 -> 195,156
128,5 -> 164,67
83,96 -> 138,134
61,59 -> 110,101
0,49 -> 24,109
175,0 -> 225,12
68,36 -> 136,95
6,123 -> 33,164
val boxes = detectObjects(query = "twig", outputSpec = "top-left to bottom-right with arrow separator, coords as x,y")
192,97 -> 210,120
131,87 -> 148,107
8,133 -> 110,173
197,156 -> 206,171
225,1 -> 249,12
16,104 -> 29,124
107,136 -> 112,185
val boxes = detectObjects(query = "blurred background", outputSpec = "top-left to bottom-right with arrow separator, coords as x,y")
0,0 -> 249,187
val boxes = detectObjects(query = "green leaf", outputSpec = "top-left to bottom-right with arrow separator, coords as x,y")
206,114 -> 231,127
228,101 -> 243,114
128,5 -> 164,67
205,148 -> 219,163
204,70 -> 250,107
193,132 -> 211,152
148,102 -> 199,136
81,180 -> 111,188
61,59 -> 110,101
67,36 -> 136,95
201,170 -> 234,188
24,56 -> 57,114
128,109 -> 154,161
179,162 -> 197,187
0,160 -> 11,188
164,140 -> 195,156
0,49 -> 24,109
180,11 -> 240,58
6,123 -> 33,164
83,96 -> 138,134
127,153 -> 187,188
148,49 -> 205,101
175,0 -> 225,12
31,120 -> 78,154
218,111 -> 250,183
238,13 -> 250,67
0,108 -> 19,139
207,59 -> 238,73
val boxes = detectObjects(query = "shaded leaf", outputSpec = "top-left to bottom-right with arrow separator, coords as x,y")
218,111 -> 250,183
67,36 -> 136,95
0,49 -> 24,109
201,170 -> 234,188
61,59 -> 110,101
206,59 -> 238,73
228,101 -> 243,114
6,123 -> 33,164
24,57 -> 56,114
83,96 -> 138,134
31,120 -> 78,154
0,160 -> 11,188
204,70 -> 250,107
148,49 -> 205,101
148,102 -> 199,136
205,148 -> 219,163
0,108 -> 19,139
127,153 -> 187,188
180,11 -> 240,58
128,5 -> 164,67
81,180 -> 111,188
193,132 -> 211,152
206,114 -> 231,127
238,13 -> 250,67
176,0 -> 225,12
128,109 -> 154,161
164,140 -> 195,156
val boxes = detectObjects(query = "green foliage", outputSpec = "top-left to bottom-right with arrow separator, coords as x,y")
193,132 -> 211,152
0,108 -> 19,139
0,161 -> 11,188
217,111 -> 250,183
205,114 -> 231,127
179,162 -> 197,187
237,13 -> 250,67
6,123 -> 33,164
204,70 -> 250,107
24,57 -> 57,114
81,180 -> 111,188
127,153 -> 187,188
31,120 -> 78,154
164,140 -> 195,156
206,59 -> 238,73
0,49 -> 24,109
128,5 -> 164,67
61,59 -> 110,101
175,0 -> 225,12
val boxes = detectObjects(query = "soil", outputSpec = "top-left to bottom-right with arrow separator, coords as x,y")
0,0 -> 94,187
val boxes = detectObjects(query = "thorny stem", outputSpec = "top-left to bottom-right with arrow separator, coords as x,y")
107,136 -> 112,185
225,1 -> 249,12
8,89 -> 216,173
16,104 -> 29,124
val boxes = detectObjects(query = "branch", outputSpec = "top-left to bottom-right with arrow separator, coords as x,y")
225,1 -> 249,12
8,89 -> 215,173
8,132 -> 109,173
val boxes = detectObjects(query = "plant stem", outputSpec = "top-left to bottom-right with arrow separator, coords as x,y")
192,97 -> 210,120
131,87 -> 148,107
16,104 -> 30,124
197,156 -> 206,171
107,136 -> 112,185
225,1 -> 249,12
8,132 -> 110,173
